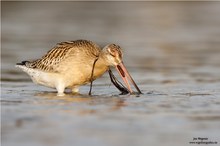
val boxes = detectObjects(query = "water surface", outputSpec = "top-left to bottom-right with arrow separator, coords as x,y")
1,2 -> 220,146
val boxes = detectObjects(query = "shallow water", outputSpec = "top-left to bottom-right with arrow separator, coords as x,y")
1,2 -> 220,146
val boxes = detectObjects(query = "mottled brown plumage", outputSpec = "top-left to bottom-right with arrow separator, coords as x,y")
26,40 -> 101,72
16,39 -> 141,96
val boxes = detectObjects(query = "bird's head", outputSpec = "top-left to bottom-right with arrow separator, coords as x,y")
102,44 -> 141,94
102,44 -> 123,66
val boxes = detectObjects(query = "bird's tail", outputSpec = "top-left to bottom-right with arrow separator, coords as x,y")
16,61 -> 30,66
15,60 -> 37,75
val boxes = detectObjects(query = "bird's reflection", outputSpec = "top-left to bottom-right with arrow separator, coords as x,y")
34,91 -> 128,115
34,91 -> 92,102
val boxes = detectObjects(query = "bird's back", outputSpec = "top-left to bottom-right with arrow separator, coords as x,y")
18,40 -> 101,73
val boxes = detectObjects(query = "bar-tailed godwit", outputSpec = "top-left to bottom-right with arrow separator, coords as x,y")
16,40 -> 141,96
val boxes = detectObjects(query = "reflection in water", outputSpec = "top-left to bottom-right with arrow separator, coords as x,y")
34,91 -> 128,115
34,92 -> 92,102
110,99 -> 127,111
34,91 -> 96,110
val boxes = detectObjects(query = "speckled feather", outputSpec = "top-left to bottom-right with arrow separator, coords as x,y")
25,40 -> 101,72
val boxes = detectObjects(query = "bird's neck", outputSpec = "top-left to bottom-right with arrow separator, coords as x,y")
97,52 -> 109,65
91,53 -> 109,79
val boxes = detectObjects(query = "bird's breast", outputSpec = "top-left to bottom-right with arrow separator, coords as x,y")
92,65 -> 109,80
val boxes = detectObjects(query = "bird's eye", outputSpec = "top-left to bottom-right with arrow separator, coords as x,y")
107,48 -> 115,57
110,52 -> 116,57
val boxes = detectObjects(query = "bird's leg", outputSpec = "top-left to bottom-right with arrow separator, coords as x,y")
56,83 -> 65,96
72,87 -> 79,94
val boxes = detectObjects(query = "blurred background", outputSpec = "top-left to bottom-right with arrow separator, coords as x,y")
2,1 -> 220,146
2,2 -> 220,71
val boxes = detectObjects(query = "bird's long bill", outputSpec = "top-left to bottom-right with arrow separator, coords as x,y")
115,62 -> 142,94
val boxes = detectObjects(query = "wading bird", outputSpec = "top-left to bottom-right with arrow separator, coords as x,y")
16,40 -> 141,96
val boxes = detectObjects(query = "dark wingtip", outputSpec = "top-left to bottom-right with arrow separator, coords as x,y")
16,61 -> 29,66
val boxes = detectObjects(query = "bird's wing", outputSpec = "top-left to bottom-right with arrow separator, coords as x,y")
25,40 -> 101,72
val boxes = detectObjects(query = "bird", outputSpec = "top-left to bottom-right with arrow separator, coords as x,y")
16,40 -> 141,96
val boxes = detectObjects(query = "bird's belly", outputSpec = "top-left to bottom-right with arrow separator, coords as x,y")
17,63 -> 108,89
31,71 -> 59,88
21,67 -> 58,88
64,66 -> 108,88
64,70 -> 94,88
15,65 -> 56,88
